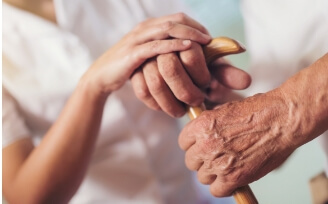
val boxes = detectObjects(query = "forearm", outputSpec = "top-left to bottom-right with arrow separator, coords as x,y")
278,53 -> 328,147
11,79 -> 107,203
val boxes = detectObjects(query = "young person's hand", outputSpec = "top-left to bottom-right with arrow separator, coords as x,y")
83,13 -> 212,96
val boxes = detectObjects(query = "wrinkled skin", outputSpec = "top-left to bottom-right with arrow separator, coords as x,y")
130,14 -> 251,118
131,47 -> 251,117
178,54 -> 328,197
179,89 -> 296,197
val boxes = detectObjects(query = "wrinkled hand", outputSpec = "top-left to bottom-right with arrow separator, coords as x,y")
131,40 -> 251,117
178,89 -> 296,197
83,13 -> 211,96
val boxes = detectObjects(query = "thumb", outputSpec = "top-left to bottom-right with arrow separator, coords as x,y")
209,60 -> 251,90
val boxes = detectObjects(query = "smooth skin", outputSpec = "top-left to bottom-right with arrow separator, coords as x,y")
179,53 -> 328,197
2,5 -> 214,203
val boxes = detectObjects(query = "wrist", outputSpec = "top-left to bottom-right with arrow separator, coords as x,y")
77,73 -> 109,104
277,54 -> 328,147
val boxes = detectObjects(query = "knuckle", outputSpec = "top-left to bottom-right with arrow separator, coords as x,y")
159,56 -> 179,78
148,74 -> 165,95
198,172 -> 216,185
178,135 -> 185,149
178,91 -> 204,105
200,110 -> 212,121
177,91 -> 193,103
126,51 -> 138,64
210,187 -> 225,197
180,44 -> 211,88
149,40 -> 160,52
185,154 -> 196,171
174,12 -> 188,22
181,51 -> 199,66
148,40 -> 169,55
196,111 -> 215,131
186,27 -> 197,37
210,183 -> 233,197
135,86 -> 150,100
185,160 -> 193,171
161,21 -> 175,31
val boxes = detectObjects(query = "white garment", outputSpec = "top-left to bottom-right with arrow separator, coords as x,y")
241,0 -> 328,175
2,1 -> 202,203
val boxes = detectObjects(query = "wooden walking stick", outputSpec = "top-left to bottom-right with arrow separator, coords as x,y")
187,37 -> 258,204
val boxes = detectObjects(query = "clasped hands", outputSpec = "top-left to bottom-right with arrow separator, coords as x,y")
85,13 -> 296,197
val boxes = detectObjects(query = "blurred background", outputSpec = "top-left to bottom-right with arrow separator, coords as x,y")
2,1 -> 326,204
182,0 -> 327,203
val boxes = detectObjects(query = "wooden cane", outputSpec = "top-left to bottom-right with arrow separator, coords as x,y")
187,37 -> 258,204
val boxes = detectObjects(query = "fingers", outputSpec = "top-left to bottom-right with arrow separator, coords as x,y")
132,21 -> 211,45
210,178 -> 236,197
132,42 -> 208,118
210,61 -> 252,90
179,42 -> 211,88
157,53 -> 205,107
197,164 -> 217,185
142,59 -> 186,117
130,68 -> 160,111
178,121 -> 197,150
184,144 -> 204,171
142,13 -> 210,35
130,39 -> 192,71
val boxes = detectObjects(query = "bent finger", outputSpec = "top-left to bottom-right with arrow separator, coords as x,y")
210,177 -> 236,197
179,42 -> 211,88
184,144 -> 204,171
178,121 -> 197,150
131,68 -> 160,111
157,53 -> 205,106
143,59 -> 186,118
197,164 -> 217,185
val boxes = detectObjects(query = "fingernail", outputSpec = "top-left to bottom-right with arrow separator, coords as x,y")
183,40 -> 191,46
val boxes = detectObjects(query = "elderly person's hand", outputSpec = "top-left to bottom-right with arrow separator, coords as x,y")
179,89 -> 293,196
131,13 -> 251,117
178,53 -> 328,197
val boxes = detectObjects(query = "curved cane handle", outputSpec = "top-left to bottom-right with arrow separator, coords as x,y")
187,37 -> 258,204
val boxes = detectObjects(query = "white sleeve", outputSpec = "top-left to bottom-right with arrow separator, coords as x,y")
2,87 -> 31,148
140,0 -> 193,17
